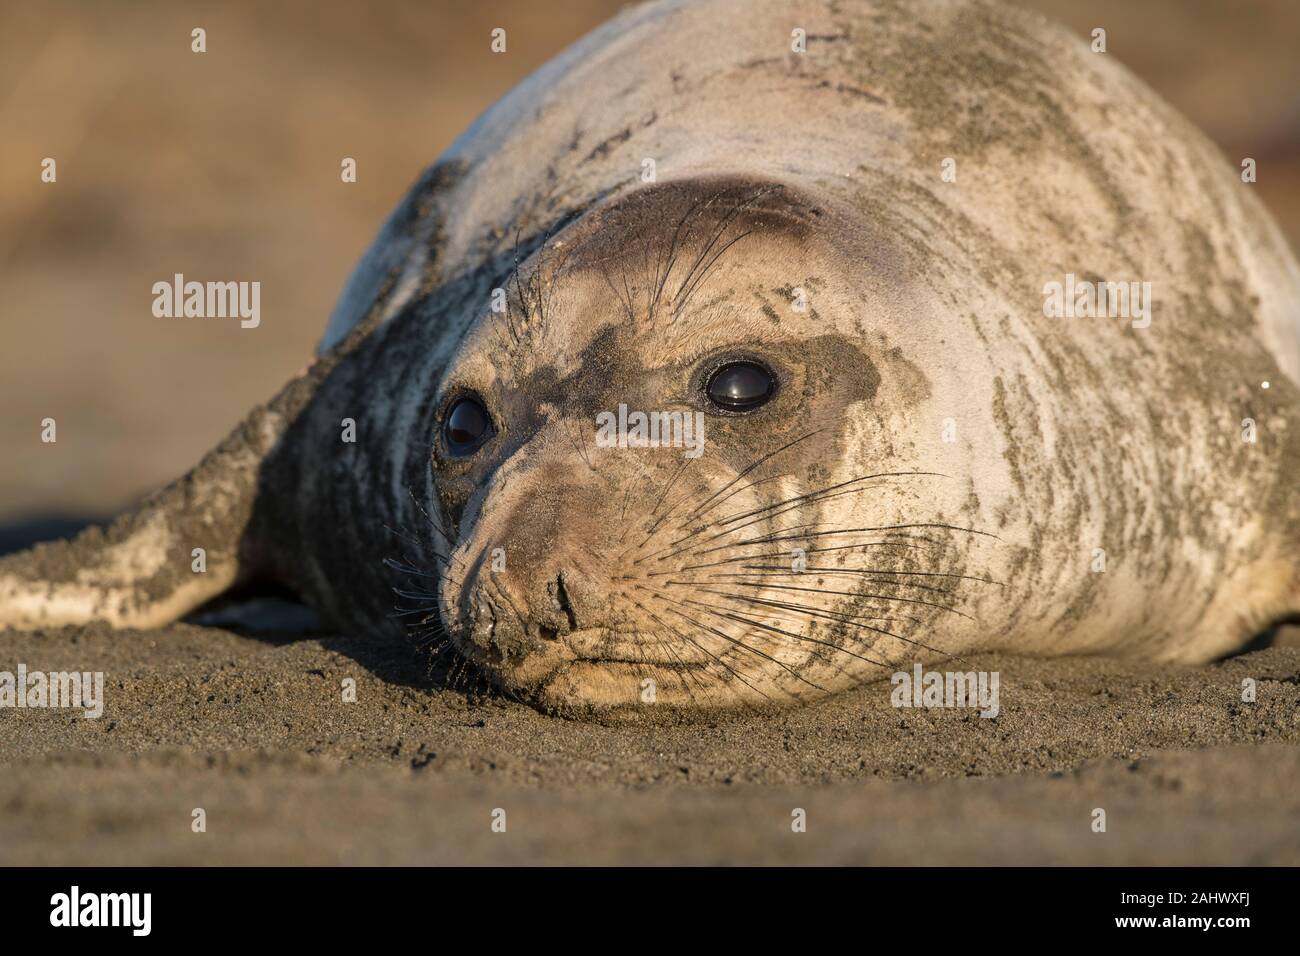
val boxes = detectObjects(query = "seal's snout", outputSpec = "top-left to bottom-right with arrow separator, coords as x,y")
457,554 -> 632,671
491,563 -> 606,643
446,463 -> 627,667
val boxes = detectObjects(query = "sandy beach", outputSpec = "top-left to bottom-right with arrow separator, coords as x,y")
2,616 -> 1297,864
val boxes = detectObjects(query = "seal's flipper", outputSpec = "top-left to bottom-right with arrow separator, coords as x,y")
0,158 -> 458,635
0,359 -> 333,631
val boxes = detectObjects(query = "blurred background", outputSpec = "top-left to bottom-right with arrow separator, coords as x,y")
1,0 -> 1298,534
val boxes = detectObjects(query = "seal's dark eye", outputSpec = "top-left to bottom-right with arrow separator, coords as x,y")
443,396 -> 493,455
705,361 -> 776,412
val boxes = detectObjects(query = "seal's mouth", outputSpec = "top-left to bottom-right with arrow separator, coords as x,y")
560,628 -> 714,667
448,625 -> 710,672
562,627 -> 659,660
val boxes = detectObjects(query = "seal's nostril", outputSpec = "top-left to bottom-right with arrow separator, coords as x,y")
553,572 -> 579,631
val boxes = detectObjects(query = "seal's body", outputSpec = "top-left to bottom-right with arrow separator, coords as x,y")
3,0 -> 1297,713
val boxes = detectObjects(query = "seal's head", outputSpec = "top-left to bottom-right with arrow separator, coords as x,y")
428,175 -> 980,716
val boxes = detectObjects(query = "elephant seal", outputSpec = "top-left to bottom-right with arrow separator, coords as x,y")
2,0 -> 1297,716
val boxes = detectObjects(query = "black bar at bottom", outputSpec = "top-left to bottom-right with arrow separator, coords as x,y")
0,866 -> 1281,941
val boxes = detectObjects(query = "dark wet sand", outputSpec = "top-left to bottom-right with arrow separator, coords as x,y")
2,621 -> 1297,864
